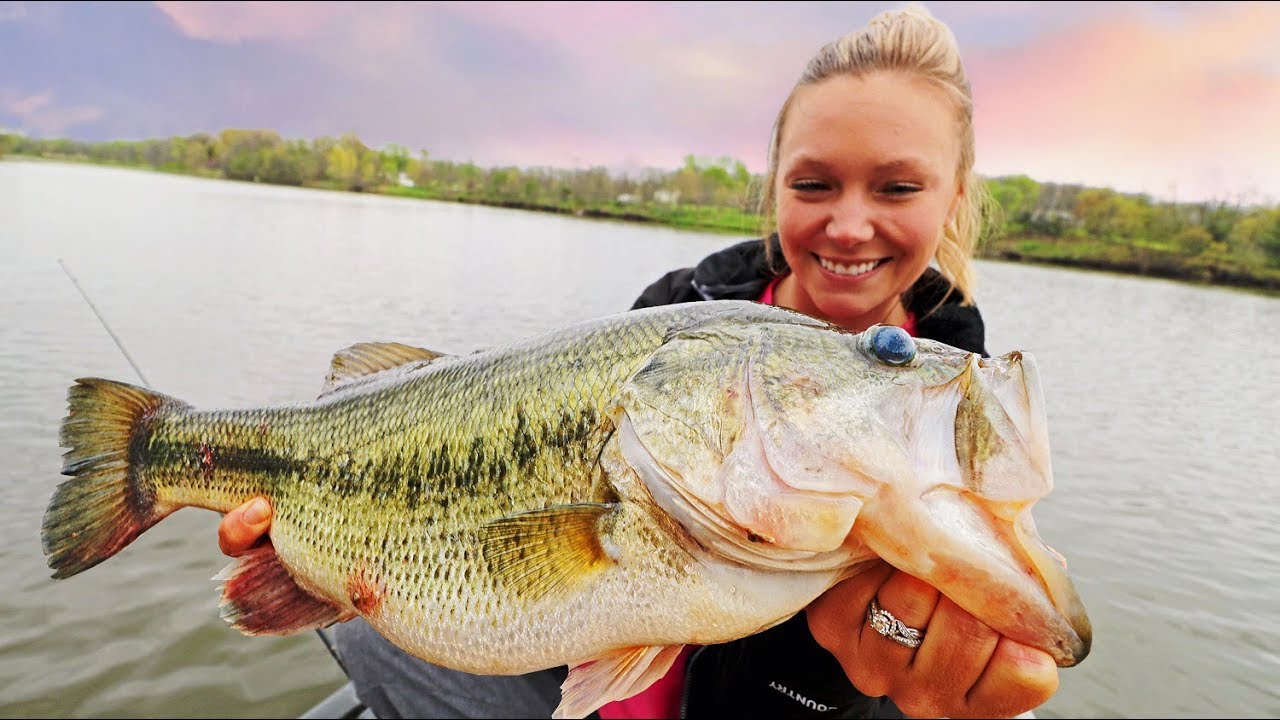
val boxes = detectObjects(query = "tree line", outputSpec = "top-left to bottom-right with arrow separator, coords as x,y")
3,129 -> 1277,290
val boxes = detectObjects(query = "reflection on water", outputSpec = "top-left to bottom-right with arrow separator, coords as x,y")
2,160 -> 1278,718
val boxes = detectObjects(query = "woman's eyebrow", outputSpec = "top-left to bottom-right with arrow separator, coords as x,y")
873,158 -> 935,174
784,155 -> 938,178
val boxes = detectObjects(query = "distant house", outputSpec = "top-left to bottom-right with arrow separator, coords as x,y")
1030,208 -> 1079,225
398,171 -> 414,188
616,193 -> 638,204
653,189 -> 680,205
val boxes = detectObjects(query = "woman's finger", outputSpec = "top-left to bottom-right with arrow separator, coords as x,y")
852,570 -> 939,697
217,497 -> 272,556
805,561 -> 894,665
895,595 -> 1000,717
959,637 -> 1059,719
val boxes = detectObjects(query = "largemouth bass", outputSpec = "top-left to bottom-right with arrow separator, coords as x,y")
43,300 -> 1090,718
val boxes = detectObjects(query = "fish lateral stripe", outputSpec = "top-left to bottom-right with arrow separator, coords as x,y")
146,440 -> 310,483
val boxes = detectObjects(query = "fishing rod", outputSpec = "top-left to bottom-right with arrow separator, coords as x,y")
56,258 -> 352,678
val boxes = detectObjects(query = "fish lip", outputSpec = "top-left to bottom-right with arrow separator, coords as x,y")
1008,506 -> 1092,667
992,354 -> 1090,665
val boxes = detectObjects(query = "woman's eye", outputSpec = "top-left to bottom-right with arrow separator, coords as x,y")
881,183 -> 922,196
790,180 -> 830,192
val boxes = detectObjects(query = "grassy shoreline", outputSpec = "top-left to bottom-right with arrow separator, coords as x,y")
9,153 -> 1279,296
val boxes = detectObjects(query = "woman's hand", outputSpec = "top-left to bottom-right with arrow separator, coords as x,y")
806,563 -> 1059,719
218,497 -> 273,556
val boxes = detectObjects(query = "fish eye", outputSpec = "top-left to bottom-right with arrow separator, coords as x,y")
869,325 -> 916,366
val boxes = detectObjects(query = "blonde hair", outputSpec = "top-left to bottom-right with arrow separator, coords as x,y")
760,3 -> 994,305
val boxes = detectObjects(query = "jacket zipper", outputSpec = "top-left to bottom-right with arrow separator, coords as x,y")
678,645 -> 709,718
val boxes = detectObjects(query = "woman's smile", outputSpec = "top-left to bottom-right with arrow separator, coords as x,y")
815,254 -> 890,280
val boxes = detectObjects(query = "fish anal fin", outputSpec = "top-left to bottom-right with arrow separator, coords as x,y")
320,342 -> 447,397
215,542 -> 354,635
554,644 -> 686,719
479,503 -> 617,603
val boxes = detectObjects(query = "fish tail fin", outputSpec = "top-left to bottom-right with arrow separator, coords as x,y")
42,378 -> 185,579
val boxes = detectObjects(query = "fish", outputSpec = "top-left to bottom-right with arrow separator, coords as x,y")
42,300 -> 1091,718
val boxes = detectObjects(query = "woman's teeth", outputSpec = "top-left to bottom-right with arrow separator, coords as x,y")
819,256 -> 881,276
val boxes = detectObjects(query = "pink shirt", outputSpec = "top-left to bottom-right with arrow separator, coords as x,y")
595,646 -> 694,719
598,275 -> 915,719
759,275 -> 917,335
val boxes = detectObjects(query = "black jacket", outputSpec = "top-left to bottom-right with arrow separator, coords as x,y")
632,237 -> 986,357
630,237 -> 987,719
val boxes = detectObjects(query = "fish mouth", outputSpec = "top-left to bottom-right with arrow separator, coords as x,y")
858,484 -> 1093,667
857,349 -> 1092,667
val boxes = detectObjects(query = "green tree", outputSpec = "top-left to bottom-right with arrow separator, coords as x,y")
411,150 -> 434,188
1073,188 -> 1150,243
217,129 -> 284,181
1228,208 -> 1280,266
324,134 -> 383,191
381,144 -> 410,180
326,144 -> 359,188
1171,225 -> 1213,256
987,175 -> 1041,236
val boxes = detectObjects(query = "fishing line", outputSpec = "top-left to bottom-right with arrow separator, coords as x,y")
57,258 -> 152,388
55,258 -> 354,680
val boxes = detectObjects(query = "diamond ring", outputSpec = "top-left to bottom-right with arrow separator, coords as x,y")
867,597 -> 925,649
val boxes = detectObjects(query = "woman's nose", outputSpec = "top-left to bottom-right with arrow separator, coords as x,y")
826,191 -> 875,245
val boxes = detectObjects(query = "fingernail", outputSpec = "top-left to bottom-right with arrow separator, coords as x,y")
244,498 -> 270,525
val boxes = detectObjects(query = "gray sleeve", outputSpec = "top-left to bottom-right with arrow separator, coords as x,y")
333,618 -> 568,719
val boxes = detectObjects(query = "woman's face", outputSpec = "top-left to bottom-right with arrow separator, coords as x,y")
773,70 -> 964,332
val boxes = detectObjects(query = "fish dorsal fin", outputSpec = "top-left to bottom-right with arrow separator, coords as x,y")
479,503 -> 618,602
320,342 -> 447,397
555,644 -> 686,719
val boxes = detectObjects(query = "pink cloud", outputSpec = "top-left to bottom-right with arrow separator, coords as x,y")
153,1 -> 349,44
442,1 -> 668,52
969,2 -> 1280,202
5,89 -> 51,115
1,87 -> 103,135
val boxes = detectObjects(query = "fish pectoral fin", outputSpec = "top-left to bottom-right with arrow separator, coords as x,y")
319,342 -> 447,397
479,503 -> 618,602
555,644 -> 685,719
215,542 -> 354,635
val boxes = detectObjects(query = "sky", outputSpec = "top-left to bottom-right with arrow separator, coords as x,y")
2,1 -> 1278,205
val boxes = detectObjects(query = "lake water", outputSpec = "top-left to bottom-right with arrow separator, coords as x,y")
2,160 -> 1277,718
